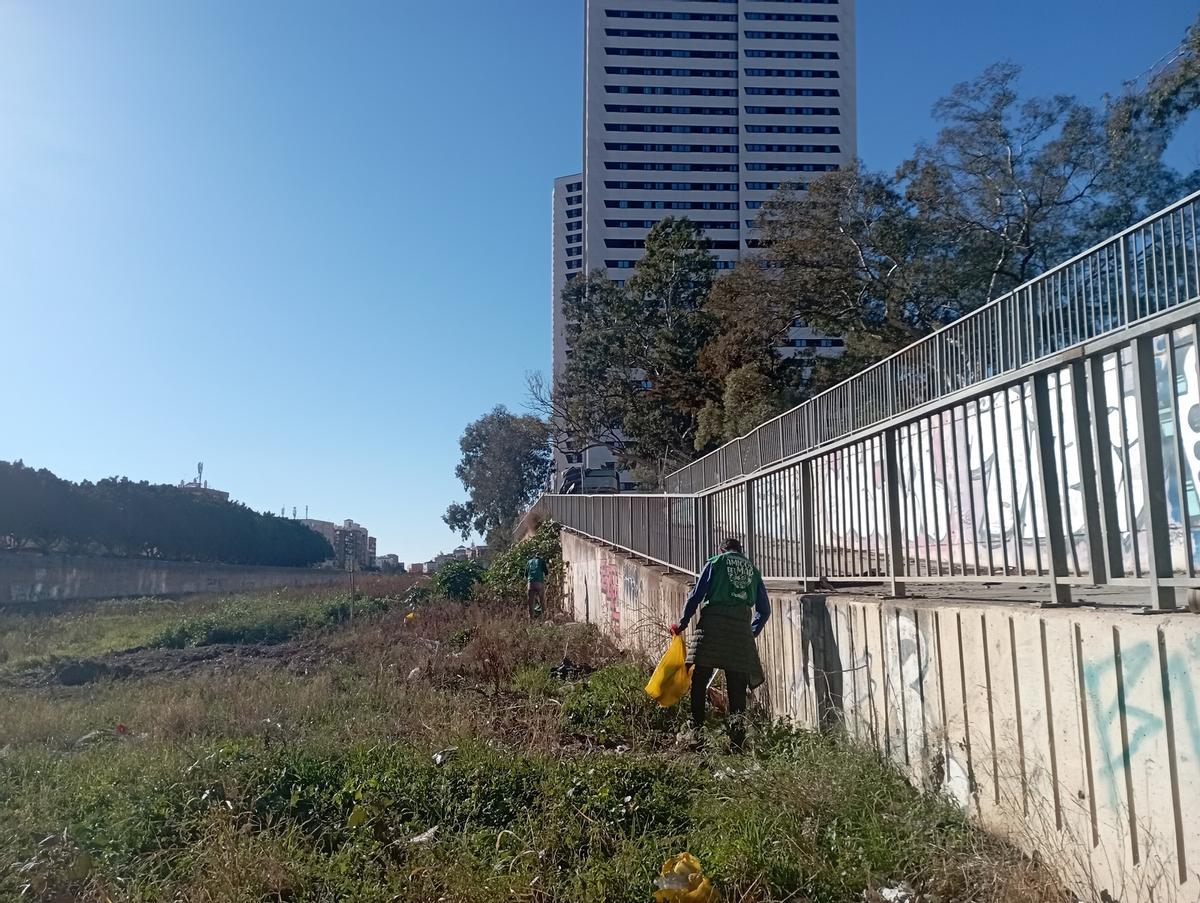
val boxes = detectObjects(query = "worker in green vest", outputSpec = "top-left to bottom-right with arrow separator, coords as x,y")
526,553 -> 548,619
672,537 -> 771,748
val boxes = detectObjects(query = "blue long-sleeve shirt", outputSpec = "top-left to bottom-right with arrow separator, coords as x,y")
679,559 -> 772,637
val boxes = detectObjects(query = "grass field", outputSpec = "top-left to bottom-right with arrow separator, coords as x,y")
0,580 -> 1066,902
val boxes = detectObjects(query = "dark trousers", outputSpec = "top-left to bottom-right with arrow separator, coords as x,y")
527,581 -> 545,618
691,666 -> 749,744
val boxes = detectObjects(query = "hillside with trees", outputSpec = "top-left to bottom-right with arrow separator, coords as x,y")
0,460 -> 333,567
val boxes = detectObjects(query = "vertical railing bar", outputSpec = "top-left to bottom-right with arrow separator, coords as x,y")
1149,220 -> 1160,313
1064,268 -> 1074,347
812,461 -> 823,579
1165,330 -> 1193,578
911,421 -> 928,577
1120,233 -> 1132,327
962,402 -> 982,577
866,437 -> 878,577
839,447 -> 851,577
1032,371 -> 1072,603
998,389 -> 1027,573
884,427 -> 906,597
949,405 -> 968,575
1131,334 -> 1176,608
831,450 -> 842,578
941,409 -> 957,574
863,438 -> 873,578
848,445 -> 858,577
921,419 -> 942,577
913,419 -> 929,572
1088,353 -> 1124,579
800,459 -> 814,588
974,393 -> 997,576
1054,372 -> 1082,577
1154,219 -> 1165,314
1185,202 -> 1195,301
1020,381 -> 1046,575
903,424 -> 921,577
986,391 -> 1012,576
846,446 -> 857,576
833,449 -> 844,577
1168,211 -> 1181,310
848,446 -> 859,576
795,466 -> 804,580
820,456 -> 832,580
1069,359 -> 1108,584
1082,255 -> 1093,339
744,479 -> 756,566
665,495 -> 674,570
780,469 -> 790,578
1115,350 -> 1142,577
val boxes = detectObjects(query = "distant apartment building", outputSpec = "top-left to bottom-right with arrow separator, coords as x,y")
552,0 -> 857,485
334,520 -> 373,570
300,519 -> 337,550
408,562 -> 425,576
302,518 -> 376,570
552,173 -> 585,388
377,553 -> 401,571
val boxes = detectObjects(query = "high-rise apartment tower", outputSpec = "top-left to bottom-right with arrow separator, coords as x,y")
553,0 -> 857,483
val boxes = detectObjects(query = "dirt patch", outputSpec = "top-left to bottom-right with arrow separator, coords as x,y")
1,638 -> 338,689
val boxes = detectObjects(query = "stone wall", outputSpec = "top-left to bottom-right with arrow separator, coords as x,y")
0,553 -> 349,606
561,530 -> 1200,903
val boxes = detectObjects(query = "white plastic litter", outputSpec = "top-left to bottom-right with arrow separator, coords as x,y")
878,883 -> 916,903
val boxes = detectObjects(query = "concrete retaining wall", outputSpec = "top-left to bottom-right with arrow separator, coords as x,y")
561,531 -> 1200,903
0,552 -> 349,606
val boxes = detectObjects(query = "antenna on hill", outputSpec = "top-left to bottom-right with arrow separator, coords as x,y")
197,462 -> 204,485
292,506 -> 297,519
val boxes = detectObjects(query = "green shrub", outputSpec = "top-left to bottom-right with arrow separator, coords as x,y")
482,521 -> 562,603
431,560 -> 484,602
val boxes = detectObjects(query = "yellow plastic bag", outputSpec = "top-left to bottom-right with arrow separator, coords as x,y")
653,852 -> 719,903
645,634 -> 692,708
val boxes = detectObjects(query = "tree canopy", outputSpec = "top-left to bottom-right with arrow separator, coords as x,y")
0,460 -> 333,567
443,407 -> 552,545
538,217 -> 719,484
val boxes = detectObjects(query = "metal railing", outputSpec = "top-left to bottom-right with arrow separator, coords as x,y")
665,190 -> 1200,495
546,191 -> 1200,609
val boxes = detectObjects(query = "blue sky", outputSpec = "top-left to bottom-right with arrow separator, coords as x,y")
1,1 -> 1197,562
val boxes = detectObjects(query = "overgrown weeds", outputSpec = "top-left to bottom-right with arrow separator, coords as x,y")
0,580 -> 1068,902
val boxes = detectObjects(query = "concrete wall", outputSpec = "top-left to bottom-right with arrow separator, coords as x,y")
0,553 -> 349,606
562,531 -> 1200,903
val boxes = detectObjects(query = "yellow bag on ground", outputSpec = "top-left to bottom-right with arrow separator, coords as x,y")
645,634 -> 692,708
653,852 -> 718,903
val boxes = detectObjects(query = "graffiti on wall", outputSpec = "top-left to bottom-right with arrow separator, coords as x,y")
1082,633 -> 1200,813
599,557 -> 622,638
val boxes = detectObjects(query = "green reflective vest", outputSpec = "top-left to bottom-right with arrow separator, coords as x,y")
705,552 -> 760,607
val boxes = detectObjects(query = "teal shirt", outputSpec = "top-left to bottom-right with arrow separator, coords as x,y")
526,557 -> 546,583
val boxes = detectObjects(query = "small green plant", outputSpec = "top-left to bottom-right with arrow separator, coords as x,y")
560,663 -> 684,744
